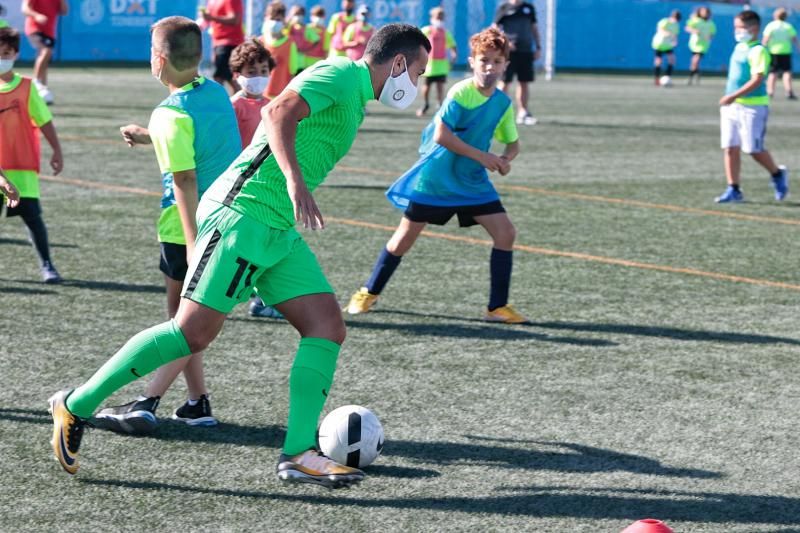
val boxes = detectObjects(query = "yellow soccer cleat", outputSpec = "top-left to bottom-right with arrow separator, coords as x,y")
276,449 -> 365,489
343,287 -> 379,315
483,304 -> 529,324
48,390 -> 88,475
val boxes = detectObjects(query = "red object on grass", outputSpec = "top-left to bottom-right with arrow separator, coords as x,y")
621,518 -> 674,533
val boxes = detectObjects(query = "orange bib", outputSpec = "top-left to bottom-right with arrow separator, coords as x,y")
0,77 -> 40,172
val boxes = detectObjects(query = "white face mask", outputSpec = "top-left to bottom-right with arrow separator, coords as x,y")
311,16 -> 323,25
0,58 -> 14,75
735,29 -> 753,43
431,20 -> 444,29
238,75 -> 270,95
291,15 -> 303,25
265,20 -> 284,35
379,56 -> 418,110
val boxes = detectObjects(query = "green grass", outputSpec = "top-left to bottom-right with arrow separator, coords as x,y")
3,68 -> 800,532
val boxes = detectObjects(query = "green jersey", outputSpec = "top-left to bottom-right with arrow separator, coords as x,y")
652,18 -> 679,51
687,16 -> 716,54
202,57 -> 374,230
764,20 -> 797,55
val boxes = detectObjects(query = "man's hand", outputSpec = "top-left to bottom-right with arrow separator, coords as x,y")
719,94 -> 736,106
34,13 -> 48,24
287,177 -> 324,229
120,124 -> 151,147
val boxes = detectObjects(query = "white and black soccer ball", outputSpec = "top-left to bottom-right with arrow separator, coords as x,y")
659,75 -> 673,87
318,405 -> 384,468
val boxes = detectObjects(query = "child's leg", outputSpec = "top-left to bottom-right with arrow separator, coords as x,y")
782,70 -> 794,96
142,276 -> 208,400
33,45 -> 53,85
666,52 -> 675,76
475,212 -> 517,310
20,206 -> 52,267
767,72 -> 777,97
364,217 -> 426,295
724,146 -> 742,186
751,150 -> 779,175
654,55 -> 662,80
436,80 -> 445,106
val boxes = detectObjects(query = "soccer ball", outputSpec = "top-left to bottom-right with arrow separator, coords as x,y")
318,405 -> 384,468
659,75 -> 673,87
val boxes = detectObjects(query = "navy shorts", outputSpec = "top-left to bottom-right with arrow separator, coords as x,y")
503,51 -> 534,83
213,45 -> 236,81
28,32 -> 56,49
3,197 -> 41,218
159,242 -> 189,281
654,49 -> 675,58
424,74 -> 447,85
404,200 -> 505,227
770,54 -> 792,74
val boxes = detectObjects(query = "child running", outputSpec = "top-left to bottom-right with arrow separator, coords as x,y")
95,17 -> 242,434
344,27 -> 527,324
0,27 -> 64,283
651,10 -> 681,86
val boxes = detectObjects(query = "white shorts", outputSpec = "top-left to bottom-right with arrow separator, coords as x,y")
720,103 -> 769,154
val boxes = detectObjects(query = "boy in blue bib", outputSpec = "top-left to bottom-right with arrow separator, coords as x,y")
345,27 -> 527,323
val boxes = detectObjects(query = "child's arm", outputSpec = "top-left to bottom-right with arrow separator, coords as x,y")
433,120 -> 506,172
21,0 -> 47,24
498,140 -> 520,176
172,169 -> 199,260
0,168 -> 20,208
120,124 -> 152,147
39,121 -> 63,175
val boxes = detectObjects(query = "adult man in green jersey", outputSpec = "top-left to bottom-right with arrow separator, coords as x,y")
651,10 -> 681,86
49,22 -> 430,489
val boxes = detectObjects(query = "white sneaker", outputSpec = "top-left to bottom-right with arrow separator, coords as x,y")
34,80 -> 54,105
516,111 -> 537,126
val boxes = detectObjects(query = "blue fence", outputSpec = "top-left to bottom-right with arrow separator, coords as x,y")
5,0 -> 800,71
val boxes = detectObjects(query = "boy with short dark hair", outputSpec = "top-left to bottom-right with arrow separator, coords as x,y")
0,26 -> 64,283
345,27 -> 526,324
717,10 -> 789,203
94,16 -> 242,434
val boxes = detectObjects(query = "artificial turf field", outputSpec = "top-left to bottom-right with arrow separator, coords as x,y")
2,68 -> 800,532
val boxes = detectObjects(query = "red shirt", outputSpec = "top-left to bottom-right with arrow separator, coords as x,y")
24,0 -> 61,39
207,0 -> 244,47
230,93 -> 269,148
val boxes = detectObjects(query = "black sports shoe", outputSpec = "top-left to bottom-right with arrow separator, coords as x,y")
94,396 -> 160,435
172,394 -> 217,426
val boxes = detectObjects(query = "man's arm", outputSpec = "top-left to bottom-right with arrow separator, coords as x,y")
172,169 -> 199,260
262,90 -> 325,229
532,22 -> 541,60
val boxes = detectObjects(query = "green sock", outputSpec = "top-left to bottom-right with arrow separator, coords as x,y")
283,337 -> 340,456
66,320 -> 191,418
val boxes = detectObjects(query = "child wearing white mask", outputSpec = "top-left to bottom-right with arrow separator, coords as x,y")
230,38 -> 275,148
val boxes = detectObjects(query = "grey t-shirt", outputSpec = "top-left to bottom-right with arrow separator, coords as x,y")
494,2 -> 538,52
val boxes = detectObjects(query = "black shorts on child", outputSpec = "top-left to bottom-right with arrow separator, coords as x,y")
404,200 -> 505,227
159,242 -> 189,281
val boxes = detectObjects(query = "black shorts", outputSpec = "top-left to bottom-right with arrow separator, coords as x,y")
213,45 -> 236,81
404,200 -> 505,227
503,51 -> 534,83
771,54 -> 792,73
654,49 -> 675,58
424,74 -> 447,85
28,31 -> 55,49
3,197 -> 41,218
159,242 -> 189,281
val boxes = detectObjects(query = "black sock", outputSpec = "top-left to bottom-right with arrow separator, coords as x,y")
666,64 -> 674,76
654,66 -> 661,79
772,168 -> 784,178
365,247 -> 402,295
488,248 -> 513,311
21,213 -> 52,266
731,184 -> 741,192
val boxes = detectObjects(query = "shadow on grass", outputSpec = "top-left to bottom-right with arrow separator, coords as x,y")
531,321 -> 800,345
370,310 -> 800,345
0,407 -> 50,424
0,237 -> 79,248
76,481 -> 800,525
345,320 -> 615,346
383,438 -> 719,479
0,286 -> 57,295
0,278 -> 163,294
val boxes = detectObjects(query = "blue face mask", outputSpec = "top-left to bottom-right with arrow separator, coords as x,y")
0,58 -> 14,75
735,29 -> 753,43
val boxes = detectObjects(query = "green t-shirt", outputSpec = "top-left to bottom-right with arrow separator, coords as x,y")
202,57 -> 374,230
148,78 -> 200,244
446,78 -> 519,144
687,16 -> 716,54
0,73 -> 53,198
652,18 -> 679,51
764,20 -> 797,55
